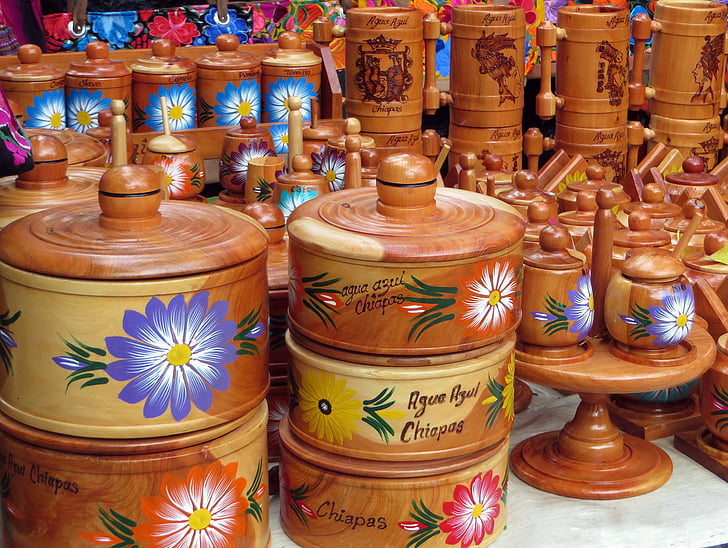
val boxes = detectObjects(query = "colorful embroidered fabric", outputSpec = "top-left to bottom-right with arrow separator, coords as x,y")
0,87 -> 33,176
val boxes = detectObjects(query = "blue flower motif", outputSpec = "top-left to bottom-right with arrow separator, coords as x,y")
264,77 -> 316,122
203,8 -> 249,45
435,37 -> 450,79
277,186 -> 318,221
145,83 -> 196,131
25,89 -> 66,129
66,88 -> 111,133
646,284 -> 695,347
214,80 -> 261,126
564,274 -> 594,341
88,11 -> 137,49
104,292 -> 237,421
270,123 -> 289,154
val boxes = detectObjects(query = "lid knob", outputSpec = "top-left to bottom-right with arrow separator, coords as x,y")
483,154 -> 503,172
527,199 -> 558,224
216,33 -> 240,51
627,209 -> 651,232
98,165 -> 163,230
376,153 -> 438,219
585,164 -> 605,183
242,201 -> 286,244
15,134 -> 69,190
540,223 -> 571,252
278,31 -> 303,50
17,44 -> 42,65
151,38 -> 175,58
513,169 -> 539,191
85,41 -> 110,60
641,182 -> 664,203
576,189 -> 598,212
683,156 -> 704,174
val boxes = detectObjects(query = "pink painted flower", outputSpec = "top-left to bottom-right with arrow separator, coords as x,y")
148,9 -> 200,45
439,471 -> 502,547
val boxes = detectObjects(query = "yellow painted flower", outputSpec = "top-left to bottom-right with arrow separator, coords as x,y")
502,354 -> 515,421
298,370 -> 363,444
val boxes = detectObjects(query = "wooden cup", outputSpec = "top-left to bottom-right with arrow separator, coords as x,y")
246,155 -> 285,204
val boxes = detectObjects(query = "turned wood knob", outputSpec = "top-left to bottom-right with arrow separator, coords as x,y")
16,43 -> 43,65
527,199 -> 559,224
628,209 -> 651,232
85,40 -> 110,60
666,156 -> 718,187
216,33 -> 240,51
344,117 -> 362,136
151,38 -> 175,59
242,201 -> 286,244
642,182 -> 664,203
278,31 -> 303,51
376,153 -> 438,218
704,231 -> 728,255
514,169 -> 539,191
15,134 -> 69,190
540,223 -> 572,253
98,164 -> 163,230
484,153 -> 503,172
577,189 -> 598,213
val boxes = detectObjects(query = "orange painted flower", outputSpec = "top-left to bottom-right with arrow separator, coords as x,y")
135,461 -> 248,547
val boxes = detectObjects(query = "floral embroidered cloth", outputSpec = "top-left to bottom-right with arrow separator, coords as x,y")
0,87 -> 33,176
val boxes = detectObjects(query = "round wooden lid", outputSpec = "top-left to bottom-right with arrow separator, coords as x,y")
66,41 -> 131,78
25,128 -> 106,166
663,199 -> 724,234
225,116 -> 272,140
262,31 -> 321,67
0,44 -> 65,81
622,248 -> 685,283
613,210 -> 671,248
665,157 -> 719,188
559,190 -> 598,227
287,153 -> 524,262
524,224 -> 584,269
325,118 -> 375,149
0,164 -> 268,280
497,169 -> 551,205
195,34 -> 260,70
130,38 -> 197,74
622,182 -> 682,219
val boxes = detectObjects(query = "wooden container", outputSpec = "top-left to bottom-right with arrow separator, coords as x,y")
244,155 -> 285,205
279,418 -> 509,548
261,32 -> 321,123
344,7 -> 423,135
274,154 -> 329,221
621,182 -> 682,229
663,156 -> 720,199
649,0 -> 727,120
286,330 -> 515,461
556,165 -> 631,212
0,44 -> 66,130
64,41 -> 131,134
448,121 -> 522,174
698,333 -> 728,455
0,133 -> 101,228
611,211 -> 671,270
312,118 -> 376,192
142,132 -> 206,201
523,200 -> 560,249
554,122 -> 627,183
24,128 -> 106,166
195,34 -> 261,128
131,39 -> 198,133
0,402 -> 270,548
555,5 -> 631,128
0,164 -> 270,438
495,169 -> 553,218
649,115 -> 723,171
287,153 -> 524,355
663,199 -> 724,249
449,5 -> 525,128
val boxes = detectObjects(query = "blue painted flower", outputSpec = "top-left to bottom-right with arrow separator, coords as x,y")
435,37 -> 451,79
145,83 -> 196,132
66,88 -> 111,133
277,186 -> 318,220
229,139 -> 274,187
270,123 -> 289,154
214,80 -> 261,126
263,77 -> 315,122
312,147 -> 346,192
203,8 -> 249,44
563,274 -> 594,341
646,284 -> 695,347
104,292 -> 237,421
88,11 -> 137,49
25,89 -> 66,129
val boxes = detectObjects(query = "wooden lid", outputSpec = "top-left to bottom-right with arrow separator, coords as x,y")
683,231 -> 728,273
497,169 -> 551,205
665,157 -> 718,188
225,116 -> 271,140
0,44 -> 65,81
475,154 -> 513,186
25,128 -> 106,166
524,199 -> 560,242
559,190 -> 598,226
622,182 -> 682,219
262,31 -> 321,67
195,34 -> 260,70
622,248 -> 685,282
130,38 -> 197,74
326,117 -> 375,149
613,210 -> 671,248
287,153 -> 524,262
66,41 -> 131,78
664,199 -> 724,234
302,97 -> 342,141
524,224 -> 584,269
277,154 -> 327,187
0,164 -> 268,280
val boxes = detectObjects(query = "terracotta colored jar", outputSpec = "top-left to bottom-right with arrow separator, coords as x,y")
130,39 -> 198,133
195,33 -> 262,127
0,164 -> 270,439
274,154 -> 329,221
64,41 -> 131,134
142,132 -> 206,201
287,152 -> 524,355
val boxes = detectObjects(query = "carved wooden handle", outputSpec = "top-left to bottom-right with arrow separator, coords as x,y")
422,13 -> 441,115
535,21 -> 564,120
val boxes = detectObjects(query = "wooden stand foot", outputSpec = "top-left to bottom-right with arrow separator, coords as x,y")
607,394 -> 703,440
510,393 -> 673,499
674,428 -> 728,482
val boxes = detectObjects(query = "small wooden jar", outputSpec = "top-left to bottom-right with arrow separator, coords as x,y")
556,165 -> 631,213
0,44 -> 66,130
698,333 -> 728,456
287,153 -> 524,355
131,39 -> 198,133
274,154 -> 329,221
196,34 -> 262,127
64,41 -> 131,134
142,133 -> 206,201
261,32 -> 321,123
312,118 -> 376,192
663,156 -> 720,200
279,418 -> 509,548
621,182 -> 682,229
558,189 -> 599,242
611,210 -> 671,270
286,330 -> 515,461
0,164 -> 270,438
0,402 -> 270,548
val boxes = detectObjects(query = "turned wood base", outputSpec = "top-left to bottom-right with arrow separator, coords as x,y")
514,378 -> 533,414
607,394 -> 703,441
674,428 -> 728,482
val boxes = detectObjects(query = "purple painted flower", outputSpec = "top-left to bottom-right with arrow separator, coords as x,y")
230,139 -> 274,187
105,292 -> 237,421
564,274 -> 594,341
646,284 -> 695,347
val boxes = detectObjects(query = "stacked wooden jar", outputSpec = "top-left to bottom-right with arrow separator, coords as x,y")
279,153 -> 525,547
0,164 -> 272,546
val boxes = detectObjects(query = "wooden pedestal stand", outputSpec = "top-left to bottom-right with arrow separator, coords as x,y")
606,393 -> 702,441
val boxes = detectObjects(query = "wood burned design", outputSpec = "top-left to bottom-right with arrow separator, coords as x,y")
592,148 -> 625,182
471,31 -> 520,106
595,40 -> 626,106
691,34 -> 724,105
355,35 -> 414,103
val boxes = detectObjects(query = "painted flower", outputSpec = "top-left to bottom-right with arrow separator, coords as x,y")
203,8 -> 250,44
214,80 -> 261,126
145,84 -> 196,131
288,255 -> 303,310
267,395 -> 288,448
88,11 -> 137,48
152,154 -> 194,199
461,260 -> 519,334
104,292 -> 237,421
270,123 -> 289,154
645,284 -> 695,346
439,470 -> 502,547
297,370 -> 362,444
312,147 -> 346,192
263,77 -> 315,122
501,354 -> 515,421
564,274 -> 594,341
229,139 -> 274,187
66,88 -> 111,133
24,89 -> 66,129
135,461 -> 248,546
148,9 -> 200,45
277,186 -> 318,221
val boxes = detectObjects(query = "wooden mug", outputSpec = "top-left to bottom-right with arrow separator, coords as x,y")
648,115 -> 724,171
246,155 -> 286,204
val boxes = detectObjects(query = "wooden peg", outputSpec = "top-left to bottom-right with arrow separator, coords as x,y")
629,13 -> 652,111
535,20 -> 564,120
458,152 -> 477,192
312,16 -> 333,45
626,121 -> 645,173
423,12 -> 440,115
422,129 -> 441,165
672,210 -> 704,260
287,95 -> 304,172
150,95 -> 186,153
590,188 -> 616,337
344,134 -> 362,190
110,99 -> 128,168
524,127 -> 544,173
434,138 -> 451,175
